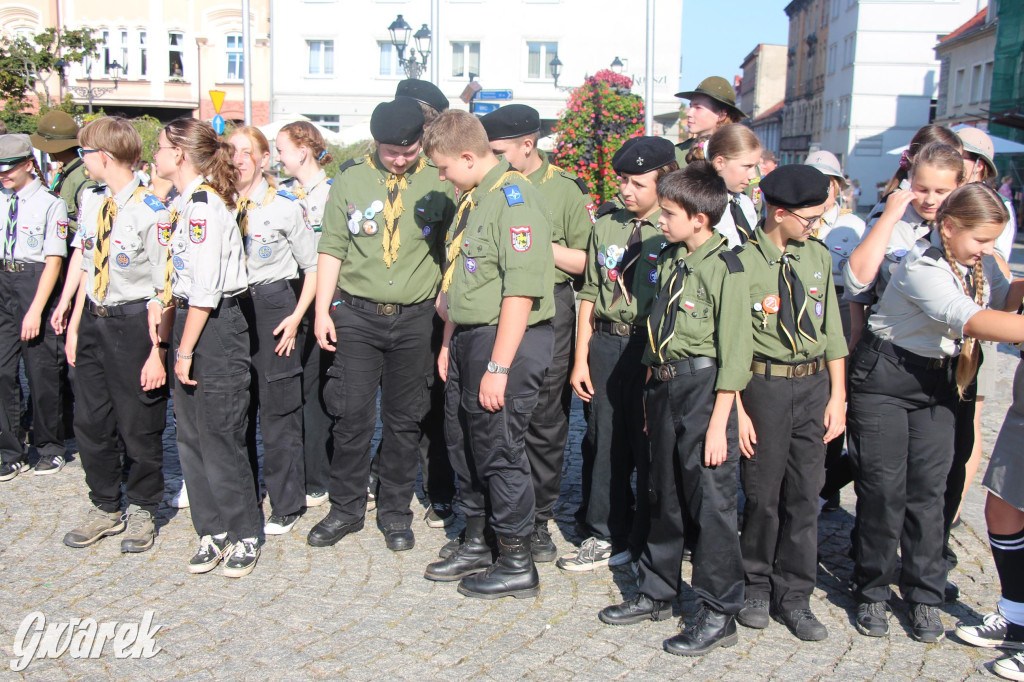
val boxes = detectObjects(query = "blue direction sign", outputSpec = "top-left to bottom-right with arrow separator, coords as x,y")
476,89 -> 513,101
473,102 -> 501,115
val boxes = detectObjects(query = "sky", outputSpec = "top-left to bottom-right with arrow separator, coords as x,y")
678,0 -> 792,90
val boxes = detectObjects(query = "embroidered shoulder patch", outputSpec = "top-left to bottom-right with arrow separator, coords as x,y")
510,226 -> 532,252
143,194 -> 166,212
157,223 -> 173,246
56,220 -> 69,240
277,190 -> 299,201
503,185 -> 524,207
189,219 -> 207,244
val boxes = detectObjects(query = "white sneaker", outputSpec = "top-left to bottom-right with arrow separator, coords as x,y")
264,513 -> 301,535
305,491 -> 328,507
171,483 -> 189,509
995,651 -> 1024,681
556,537 -> 613,572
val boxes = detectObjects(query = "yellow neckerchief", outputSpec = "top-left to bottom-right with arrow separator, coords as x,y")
366,153 -> 428,268
236,182 -> 277,237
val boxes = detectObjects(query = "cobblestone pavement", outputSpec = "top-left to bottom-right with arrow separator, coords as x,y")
3,258 -> 1023,680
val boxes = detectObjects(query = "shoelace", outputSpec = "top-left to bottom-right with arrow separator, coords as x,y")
913,605 -> 940,626
197,535 -> 220,559
124,510 -> 152,535
792,609 -> 818,622
976,613 -> 1008,633
231,539 -> 258,559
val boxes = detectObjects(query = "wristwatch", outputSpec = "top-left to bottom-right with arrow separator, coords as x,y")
486,361 -> 510,375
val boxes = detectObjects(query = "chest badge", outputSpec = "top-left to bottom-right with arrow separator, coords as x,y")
761,295 -> 780,314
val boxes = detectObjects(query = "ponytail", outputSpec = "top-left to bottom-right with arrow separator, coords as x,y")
163,118 -> 238,205
280,121 -> 333,167
882,124 -> 961,196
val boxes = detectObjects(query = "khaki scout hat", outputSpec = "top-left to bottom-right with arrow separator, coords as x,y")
804,151 -> 848,189
0,134 -> 35,172
956,127 -> 997,178
31,111 -> 81,153
675,76 -> 745,121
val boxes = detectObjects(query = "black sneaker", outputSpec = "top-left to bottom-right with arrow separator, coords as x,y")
774,607 -> 829,641
994,651 -> 1024,681
424,503 -> 455,528
188,534 -> 231,574
909,603 -> 945,643
530,521 -> 557,563
855,601 -> 891,637
223,537 -> 260,578
0,460 -> 30,482
264,513 -> 301,535
956,613 -> 1024,650
737,598 -> 770,629
33,454 -> 66,476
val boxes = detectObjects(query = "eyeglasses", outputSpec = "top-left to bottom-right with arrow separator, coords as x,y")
783,208 -> 824,229
77,148 -> 104,159
152,145 -> 177,155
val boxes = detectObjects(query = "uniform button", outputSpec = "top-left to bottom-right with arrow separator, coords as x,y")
389,280 -> 393,285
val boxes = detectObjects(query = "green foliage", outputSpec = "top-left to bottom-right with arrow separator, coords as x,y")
323,139 -> 374,178
553,69 -> 645,203
0,27 -> 99,105
0,96 -> 85,135
131,115 -> 165,165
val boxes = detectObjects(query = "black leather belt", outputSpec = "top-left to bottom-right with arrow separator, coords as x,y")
595,320 -> 642,337
0,260 -> 44,273
751,356 -> 826,378
248,279 -> 294,297
865,331 -> 950,370
651,356 -> 717,382
172,295 -> 243,311
336,289 -> 429,316
86,298 -> 150,318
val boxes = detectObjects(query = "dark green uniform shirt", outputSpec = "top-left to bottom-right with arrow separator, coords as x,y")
525,150 -> 595,286
445,162 -> 555,327
642,231 -> 753,391
579,207 -> 663,324
736,223 -> 848,363
674,138 -> 695,168
58,158 -> 97,238
319,153 -> 456,305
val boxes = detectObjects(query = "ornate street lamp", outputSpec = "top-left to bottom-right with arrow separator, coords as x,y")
388,14 -> 431,80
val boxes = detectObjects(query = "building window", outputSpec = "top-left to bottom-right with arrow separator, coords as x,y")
832,0 -> 840,19
824,101 -> 833,130
981,60 -> 994,103
308,39 -> 335,76
226,33 -> 243,80
827,43 -> 837,74
842,34 -> 855,66
451,41 -> 480,78
139,31 -> 147,77
378,42 -> 399,77
839,97 -> 850,127
969,63 -> 983,103
169,31 -> 185,78
527,41 -> 557,80
954,68 -> 966,105
304,113 -> 340,132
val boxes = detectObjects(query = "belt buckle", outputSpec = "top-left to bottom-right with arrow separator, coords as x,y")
656,365 -> 674,382
613,322 -> 630,336
793,363 -> 808,378
378,303 -> 397,316
95,305 -> 109,318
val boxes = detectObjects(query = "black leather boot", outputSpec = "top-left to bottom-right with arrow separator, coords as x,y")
663,605 -> 738,656
457,534 -> 539,599
424,516 -> 493,582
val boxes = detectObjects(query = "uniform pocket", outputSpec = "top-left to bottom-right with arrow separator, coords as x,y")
847,344 -> 880,389
201,370 -> 249,394
323,364 -> 346,418
264,373 -> 302,416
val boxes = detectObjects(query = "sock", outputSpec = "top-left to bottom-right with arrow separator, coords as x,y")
990,527 -> 1024,624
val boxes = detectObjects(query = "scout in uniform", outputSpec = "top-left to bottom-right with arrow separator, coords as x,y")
277,121 -> 335,510
50,117 -> 170,552
0,134 -> 68,482
846,184 -> 1024,642
733,165 -> 847,642
599,161 -> 752,656
230,126 -> 318,536
702,124 -> 761,248
565,137 -> 678,571
396,78 -> 450,129
673,76 -> 746,168
419,110 -> 554,599
309,98 -> 455,553
480,104 -> 594,562
151,118 -> 259,578
31,111 -> 97,240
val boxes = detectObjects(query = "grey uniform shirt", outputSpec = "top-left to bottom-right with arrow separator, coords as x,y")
868,235 -> 1009,358
843,200 -> 929,309
817,205 -> 866,282
72,178 -> 169,306
243,178 -> 318,285
282,171 -> 331,247
2,178 -> 68,263
169,176 -> 248,307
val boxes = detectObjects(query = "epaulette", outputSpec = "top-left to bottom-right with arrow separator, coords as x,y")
718,249 -> 744,274
47,189 -> 62,200
595,201 -> 617,218
192,191 -> 208,203
90,184 -> 107,194
570,175 -> 590,195
923,246 -> 943,261
337,158 -> 362,175
142,194 -> 166,212
277,189 -> 299,201
807,235 -> 829,251
326,178 -> 333,185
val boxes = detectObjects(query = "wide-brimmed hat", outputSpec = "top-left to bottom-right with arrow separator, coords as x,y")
804,151 -> 848,189
675,76 -> 745,121
956,127 -> 997,177
30,111 -> 80,153
0,134 -> 35,172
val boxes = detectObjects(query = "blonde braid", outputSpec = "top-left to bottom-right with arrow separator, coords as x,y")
940,230 -> 983,397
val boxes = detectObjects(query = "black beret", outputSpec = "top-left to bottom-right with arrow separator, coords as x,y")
480,104 -> 541,141
759,165 -> 830,210
370,98 -> 425,146
395,79 -> 449,113
611,136 -> 675,175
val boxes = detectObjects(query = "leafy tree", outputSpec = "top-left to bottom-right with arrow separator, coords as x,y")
0,27 -> 100,106
553,69 -> 645,204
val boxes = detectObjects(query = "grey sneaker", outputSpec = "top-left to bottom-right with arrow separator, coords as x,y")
556,537 -> 613,572
910,603 -> 944,643
188,534 -> 231,574
33,454 -> 66,476
956,613 -> 1024,650
223,537 -> 260,578
64,507 -> 126,548
0,460 -> 30,482
120,505 -> 156,553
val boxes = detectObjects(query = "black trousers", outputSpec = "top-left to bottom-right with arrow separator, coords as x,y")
174,304 -> 260,542
0,268 -> 65,463
241,283 -> 305,517
523,283 -> 575,524
73,307 -> 167,514
740,369 -> 828,612
578,329 -> 649,549
640,364 -> 743,614
323,297 -> 434,527
847,342 -> 957,606
300,308 -> 333,496
943,383 -> 977,570
446,323 -> 552,537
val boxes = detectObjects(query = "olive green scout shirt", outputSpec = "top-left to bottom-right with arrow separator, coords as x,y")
579,207 -> 664,324
59,158 -> 97,238
643,231 -> 753,391
736,223 -> 848,363
445,162 -> 555,327
674,138 -> 695,168
319,153 -> 456,305
526,150 -> 595,285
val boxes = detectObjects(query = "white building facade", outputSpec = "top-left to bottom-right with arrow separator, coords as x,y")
269,0 -> 683,140
819,0 -> 981,208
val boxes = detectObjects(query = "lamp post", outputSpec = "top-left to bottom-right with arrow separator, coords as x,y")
549,55 -> 563,88
610,56 -> 624,75
388,14 -> 432,80
64,56 -> 122,114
